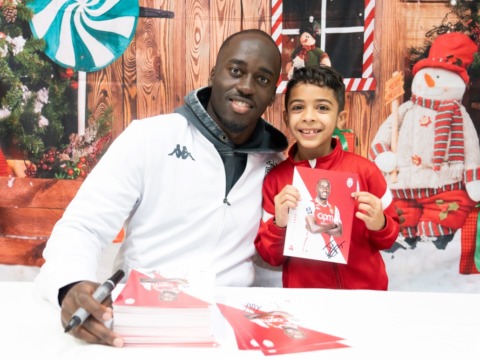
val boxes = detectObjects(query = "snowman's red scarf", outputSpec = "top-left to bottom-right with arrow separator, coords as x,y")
411,95 -> 464,171
297,44 -> 316,60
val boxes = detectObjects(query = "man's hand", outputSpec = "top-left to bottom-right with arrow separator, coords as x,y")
61,281 -> 124,347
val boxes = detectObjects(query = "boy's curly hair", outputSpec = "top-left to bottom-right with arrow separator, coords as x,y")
285,65 -> 345,112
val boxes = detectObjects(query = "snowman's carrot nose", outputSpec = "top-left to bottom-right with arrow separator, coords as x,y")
424,73 -> 435,87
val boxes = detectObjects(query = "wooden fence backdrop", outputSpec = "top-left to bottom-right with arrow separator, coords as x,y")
87,0 -> 476,158
3,0 -> 479,267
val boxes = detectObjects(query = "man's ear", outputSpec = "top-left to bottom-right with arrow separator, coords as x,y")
208,67 -> 215,86
269,93 -> 276,106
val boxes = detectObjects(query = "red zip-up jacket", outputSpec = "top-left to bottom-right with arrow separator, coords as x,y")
255,139 -> 400,290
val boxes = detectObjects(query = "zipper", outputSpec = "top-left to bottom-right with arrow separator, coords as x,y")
333,263 -> 343,288
195,201 -> 229,271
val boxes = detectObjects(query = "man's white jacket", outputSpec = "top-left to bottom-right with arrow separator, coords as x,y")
35,89 -> 286,306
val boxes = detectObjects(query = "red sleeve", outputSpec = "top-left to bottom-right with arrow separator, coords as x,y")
364,164 -> 400,249
369,209 -> 400,250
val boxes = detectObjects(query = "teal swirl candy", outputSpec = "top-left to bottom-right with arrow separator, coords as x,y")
28,0 -> 139,72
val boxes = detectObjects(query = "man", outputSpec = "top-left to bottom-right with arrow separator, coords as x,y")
305,178 -> 343,237
34,29 -> 288,347
304,178 -> 343,257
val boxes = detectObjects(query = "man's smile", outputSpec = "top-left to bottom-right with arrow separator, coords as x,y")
230,97 -> 254,114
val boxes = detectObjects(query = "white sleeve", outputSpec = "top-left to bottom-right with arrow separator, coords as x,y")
34,120 -> 147,306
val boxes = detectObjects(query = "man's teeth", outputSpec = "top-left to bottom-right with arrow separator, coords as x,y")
233,100 -> 250,108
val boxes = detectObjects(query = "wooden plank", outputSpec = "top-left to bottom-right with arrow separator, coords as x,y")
108,55 -> 128,139
170,0 -> 186,108
136,0 -> 165,118
241,0 -> 269,31
0,177 -> 82,208
401,2 -> 452,49
185,0 -> 210,93
156,0 -> 179,114
0,208 -> 63,237
122,29 -> 138,127
87,58 -> 126,141
210,0 -> 237,67
345,92 -> 372,156
0,176 -> 124,266
366,0 -> 405,159
0,177 -> 78,267
0,237 -> 46,267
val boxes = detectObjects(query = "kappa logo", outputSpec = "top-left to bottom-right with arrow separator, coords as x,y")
168,144 -> 195,160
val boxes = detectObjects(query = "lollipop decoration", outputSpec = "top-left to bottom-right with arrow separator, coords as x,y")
28,0 -> 140,72
27,0 -> 174,134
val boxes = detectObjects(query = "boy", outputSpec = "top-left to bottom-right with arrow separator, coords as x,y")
255,65 -> 400,290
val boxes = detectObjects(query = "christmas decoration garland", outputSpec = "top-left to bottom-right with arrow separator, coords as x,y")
408,2 -> 480,81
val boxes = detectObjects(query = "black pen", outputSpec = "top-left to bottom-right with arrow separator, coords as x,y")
64,269 -> 125,333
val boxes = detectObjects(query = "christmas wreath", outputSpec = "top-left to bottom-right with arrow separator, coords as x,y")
408,2 -> 480,81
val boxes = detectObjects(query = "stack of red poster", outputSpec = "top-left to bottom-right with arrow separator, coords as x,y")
113,268 -> 217,346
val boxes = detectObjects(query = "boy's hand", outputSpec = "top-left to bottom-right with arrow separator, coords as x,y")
273,185 -> 300,228
351,191 -> 385,231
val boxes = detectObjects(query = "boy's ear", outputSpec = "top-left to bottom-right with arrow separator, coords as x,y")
283,110 -> 289,127
337,110 -> 347,129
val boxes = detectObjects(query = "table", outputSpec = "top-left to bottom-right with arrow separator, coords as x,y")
2,281 -> 479,359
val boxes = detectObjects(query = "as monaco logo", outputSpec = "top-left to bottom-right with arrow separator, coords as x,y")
346,177 -> 355,188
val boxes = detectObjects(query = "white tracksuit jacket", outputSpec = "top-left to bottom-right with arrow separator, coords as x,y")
35,88 -> 286,306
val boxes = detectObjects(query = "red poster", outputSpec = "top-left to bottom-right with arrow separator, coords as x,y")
284,167 -> 358,264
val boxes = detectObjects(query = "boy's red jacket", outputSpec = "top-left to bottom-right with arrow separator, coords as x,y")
255,139 -> 400,290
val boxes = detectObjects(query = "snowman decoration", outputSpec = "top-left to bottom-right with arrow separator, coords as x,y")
285,19 -> 331,80
370,32 -> 480,251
